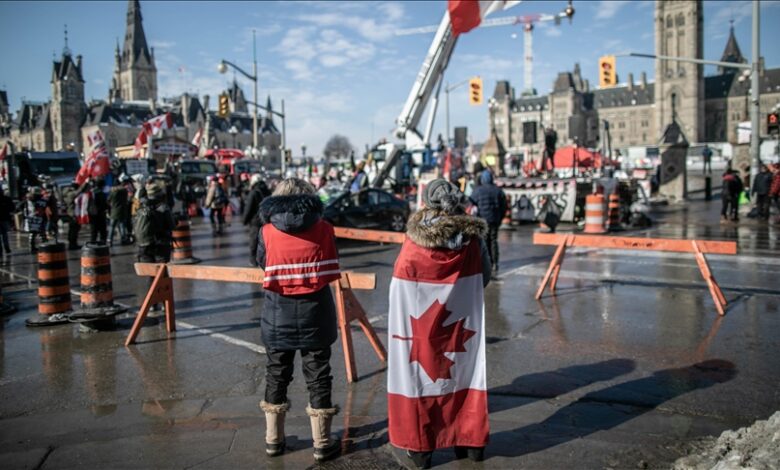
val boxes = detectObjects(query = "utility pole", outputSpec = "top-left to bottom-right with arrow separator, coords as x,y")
749,0 -> 760,183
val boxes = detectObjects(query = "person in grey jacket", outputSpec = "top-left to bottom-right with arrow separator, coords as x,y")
752,164 -> 774,220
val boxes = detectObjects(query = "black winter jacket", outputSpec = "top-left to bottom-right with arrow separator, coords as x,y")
242,184 -> 269,227
752,171 -> 773,196
469,177 -> 507,225
256,194 -> 337,351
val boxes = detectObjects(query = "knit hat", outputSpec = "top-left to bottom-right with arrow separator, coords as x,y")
423,178 -> 464,212
145,182 -> 164,200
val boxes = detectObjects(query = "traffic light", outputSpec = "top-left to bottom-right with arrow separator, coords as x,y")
768,112 -> 779,134
599,55 -> 617,88
218,93 -> 230,118
468,77 -> 483,105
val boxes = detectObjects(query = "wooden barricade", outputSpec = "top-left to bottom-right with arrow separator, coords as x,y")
125,263 -> 386,383
333,227 -> 405,244
533,232 -> 737,316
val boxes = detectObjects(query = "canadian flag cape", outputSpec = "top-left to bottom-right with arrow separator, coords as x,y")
388,236 -> 488,451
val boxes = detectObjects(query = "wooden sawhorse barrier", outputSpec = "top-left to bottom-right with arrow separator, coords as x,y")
533,233 -> 738,316
125,263 -> 387,383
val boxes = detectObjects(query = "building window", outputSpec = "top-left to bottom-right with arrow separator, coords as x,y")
666,15 -> 672,27
675,13 -> 684,26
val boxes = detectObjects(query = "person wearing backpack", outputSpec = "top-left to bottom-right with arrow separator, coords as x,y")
205,176 -> 228,235
134,181 -> 175,264
23,186 -> 49,254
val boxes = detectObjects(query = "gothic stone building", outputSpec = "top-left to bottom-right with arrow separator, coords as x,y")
0,0 -> 281,168
489,0 -> 780,158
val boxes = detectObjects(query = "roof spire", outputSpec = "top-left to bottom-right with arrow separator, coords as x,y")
63,24 -> 71,56
718,18 -> 746,74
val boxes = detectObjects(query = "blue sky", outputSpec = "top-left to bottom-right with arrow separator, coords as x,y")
1,1 -> 779,154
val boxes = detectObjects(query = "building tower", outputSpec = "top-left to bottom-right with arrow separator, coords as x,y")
50,31 -> 86,152
654,0 -> 704,142
717,21 -> 747,75
117,0 -> 157,101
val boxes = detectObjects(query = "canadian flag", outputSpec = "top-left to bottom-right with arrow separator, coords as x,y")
191,127 -> 203,148
132,128 -> 148,158
387,238 -> 488,451
0,143 -> 7,161
448,0 -> 522,36
76,129 -> 110,184
74,191 -> 92,225
146,112 -> 173,137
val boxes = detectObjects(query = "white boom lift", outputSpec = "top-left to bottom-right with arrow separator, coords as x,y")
372,1 -> 573,189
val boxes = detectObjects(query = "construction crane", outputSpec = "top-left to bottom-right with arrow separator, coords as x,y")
396,1 -> 574,96
371,1 -> 532,189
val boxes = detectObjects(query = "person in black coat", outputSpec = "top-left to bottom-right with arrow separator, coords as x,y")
255,178 -> 341,462
469,171 -> 507,275
89,179 -> 109,244
0,187 -> 14,256
242,175 -> 270,266
752,164 -> 774,220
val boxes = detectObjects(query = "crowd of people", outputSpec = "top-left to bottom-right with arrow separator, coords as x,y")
722,163 -> 780,222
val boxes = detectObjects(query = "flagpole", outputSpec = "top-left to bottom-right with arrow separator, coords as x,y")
252,29 -> 258,155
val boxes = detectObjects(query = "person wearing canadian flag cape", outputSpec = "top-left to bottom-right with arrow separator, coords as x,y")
388,179 -> 492,469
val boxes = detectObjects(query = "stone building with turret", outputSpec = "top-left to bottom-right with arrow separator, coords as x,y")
489,0 -> 780,161
0,0 -> 282,169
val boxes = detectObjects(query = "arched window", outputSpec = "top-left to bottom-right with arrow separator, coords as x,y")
675,13 -> 684,26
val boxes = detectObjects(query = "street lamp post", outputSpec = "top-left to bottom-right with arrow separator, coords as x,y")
444,78 -> 471,146
229,125 -> 238,149
219,29 -> 258,154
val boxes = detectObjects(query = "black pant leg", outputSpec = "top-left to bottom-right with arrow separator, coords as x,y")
487,224 -> 500,270
265,349 -> 296,405
300,347 -> 333,409
248,224 -> 260,266
68,221 -> 80,247
721,196 -> 729,217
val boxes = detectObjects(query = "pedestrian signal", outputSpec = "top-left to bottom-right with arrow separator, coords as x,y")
218,93 -> 230,118
768,112 -> 779,133
469,77 -> 483,105
599,55 -> 617,88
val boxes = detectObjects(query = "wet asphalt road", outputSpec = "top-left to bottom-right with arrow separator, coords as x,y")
1,193 -> 779,469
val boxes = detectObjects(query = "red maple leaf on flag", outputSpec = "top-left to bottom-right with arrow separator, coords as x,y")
394,300 -> 475,381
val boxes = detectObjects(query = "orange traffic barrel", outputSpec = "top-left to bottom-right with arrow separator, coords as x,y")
70,243 -> 126,324
26,242 -> 72,326
606,193 -> 622,232
0,283 -> 16,315
170,220 -> 201,264
583,194 -> 607,234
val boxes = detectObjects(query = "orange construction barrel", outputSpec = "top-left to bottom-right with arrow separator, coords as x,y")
26,242 -> 72,326
583,194 -> 607,234
606,193 -> 622,232
170,220 -> 201,265
70,243 -> 126,323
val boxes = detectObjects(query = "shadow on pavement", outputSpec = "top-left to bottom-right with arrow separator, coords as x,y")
489,359 -> 737,459
488,358 -> 637,414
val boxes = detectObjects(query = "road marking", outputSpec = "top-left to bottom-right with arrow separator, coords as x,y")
177,320 -> 266,354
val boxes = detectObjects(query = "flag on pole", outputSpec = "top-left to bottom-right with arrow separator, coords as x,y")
146,112 -> 173,137
448,0 -> 522,36
192,127 -> 203,148
387,236 -> 488,451
75,129 -> 111,184
132,129 -> 148,158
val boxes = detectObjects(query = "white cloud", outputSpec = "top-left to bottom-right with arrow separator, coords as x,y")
594,0 -> 630,20
284,59 -> 312,81
539,24 -> 563,38
379,2 -> 405,22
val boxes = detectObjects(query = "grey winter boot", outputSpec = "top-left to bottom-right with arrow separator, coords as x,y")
306,404 -> 340,462
260,400 -> 289,457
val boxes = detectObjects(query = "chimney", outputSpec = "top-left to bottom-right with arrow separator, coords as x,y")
76,54 -> 82,72
584,79 -> 590,92
627,73 -> 634,91
640,72 -> 647,90
203,94 -> 210,111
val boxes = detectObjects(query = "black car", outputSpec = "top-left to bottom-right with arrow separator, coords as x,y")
323,188 -> 410,232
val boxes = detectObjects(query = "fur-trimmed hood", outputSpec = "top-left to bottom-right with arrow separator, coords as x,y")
406,207 -> 487,250
260,193 -> 323,233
